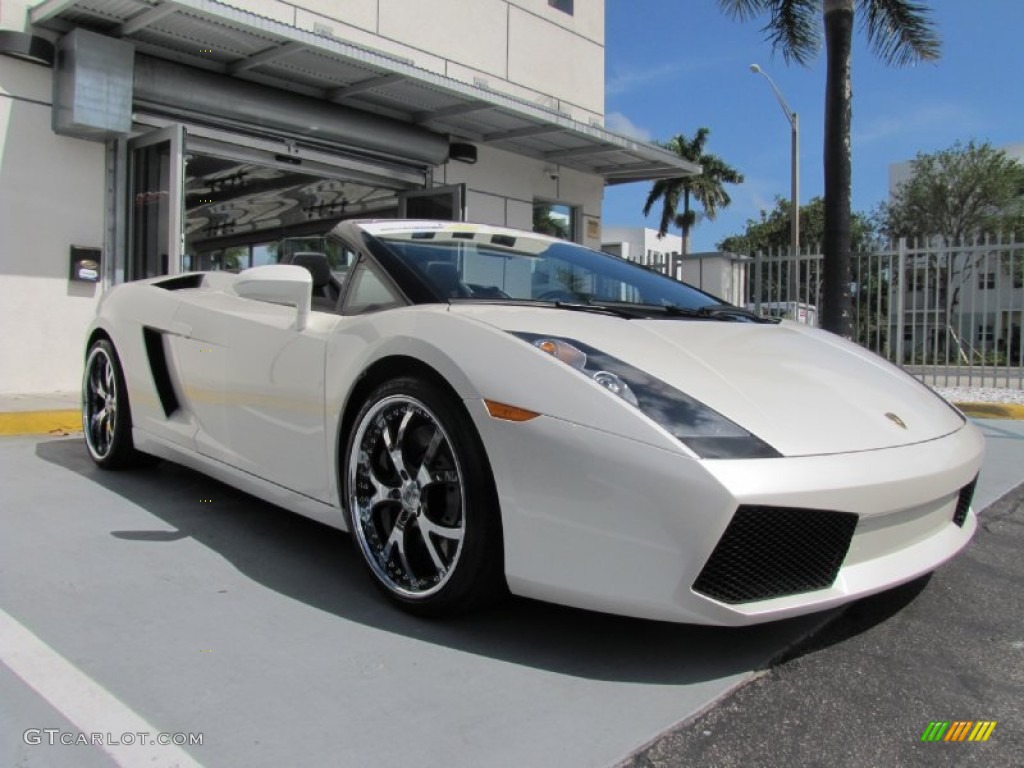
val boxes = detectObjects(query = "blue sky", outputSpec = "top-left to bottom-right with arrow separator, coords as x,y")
601,1 -> 1024,251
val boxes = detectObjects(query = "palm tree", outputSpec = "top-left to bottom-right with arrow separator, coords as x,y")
642,128 -> 744,257
719,0 -> 940,337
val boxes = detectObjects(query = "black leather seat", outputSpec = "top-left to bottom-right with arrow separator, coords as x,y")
287,252 -> 338,311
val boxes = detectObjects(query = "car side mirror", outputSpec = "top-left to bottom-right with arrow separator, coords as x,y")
232,265 -> 312,331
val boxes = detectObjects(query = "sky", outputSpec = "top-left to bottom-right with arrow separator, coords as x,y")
601,0 -> 1024,252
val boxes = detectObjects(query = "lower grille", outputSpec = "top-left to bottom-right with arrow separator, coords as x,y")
693,506 -> 858,604
953,477 -> 977,527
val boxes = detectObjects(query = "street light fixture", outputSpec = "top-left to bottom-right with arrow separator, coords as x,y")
750,63 -> 800,302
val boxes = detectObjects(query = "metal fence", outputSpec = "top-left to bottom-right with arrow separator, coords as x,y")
647,236 -> 1024,389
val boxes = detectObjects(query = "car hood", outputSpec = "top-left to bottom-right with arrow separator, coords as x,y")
450,304 -> 965,457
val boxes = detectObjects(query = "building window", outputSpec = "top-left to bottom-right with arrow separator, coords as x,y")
1013,270 -> 1023,289
549,0 -> 574,14
977,324 -> 995,343
533,202 -> 577,241
978,272 -> 996,289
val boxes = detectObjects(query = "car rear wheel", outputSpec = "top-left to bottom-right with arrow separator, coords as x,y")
82,339 -> 147,469
345,377 -> 504,616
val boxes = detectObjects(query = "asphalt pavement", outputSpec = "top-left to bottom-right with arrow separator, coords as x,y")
624,479 -> 1024,768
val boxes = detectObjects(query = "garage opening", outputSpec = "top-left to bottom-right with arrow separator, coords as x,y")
123,119 -> 463,282
182,152 -> 399,273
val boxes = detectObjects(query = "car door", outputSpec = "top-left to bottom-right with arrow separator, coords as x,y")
170,289 -> 337,502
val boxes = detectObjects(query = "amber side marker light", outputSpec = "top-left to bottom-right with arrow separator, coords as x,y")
484,400 -> 541,422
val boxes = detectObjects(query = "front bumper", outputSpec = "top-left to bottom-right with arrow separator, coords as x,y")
473,403 -> 984,625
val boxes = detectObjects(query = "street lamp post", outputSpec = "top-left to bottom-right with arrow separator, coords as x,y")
750,64 -> 800,303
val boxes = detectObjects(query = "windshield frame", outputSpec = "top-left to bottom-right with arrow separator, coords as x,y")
349,220 -> 728,311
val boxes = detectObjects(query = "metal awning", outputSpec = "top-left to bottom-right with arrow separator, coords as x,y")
29,0 -> 699,184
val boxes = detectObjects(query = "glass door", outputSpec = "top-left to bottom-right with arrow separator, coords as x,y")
127,125 -> 184,280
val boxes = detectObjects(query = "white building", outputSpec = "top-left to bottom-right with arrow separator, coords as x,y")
888,144 -> 1024,363
601,226 -> 681,269
601,227 -> 749,305
0,0 -> 695,393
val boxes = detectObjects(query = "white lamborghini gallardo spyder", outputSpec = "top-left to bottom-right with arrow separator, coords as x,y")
82,219 -> 984,624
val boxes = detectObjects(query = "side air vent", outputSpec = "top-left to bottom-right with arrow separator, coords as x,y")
142,328 -> 180,417
154,274 -> 204,291
693,506 -> 858,604
953,476 -> 977,527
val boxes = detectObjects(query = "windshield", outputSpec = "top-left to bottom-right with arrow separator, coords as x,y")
362,222 -> 723,310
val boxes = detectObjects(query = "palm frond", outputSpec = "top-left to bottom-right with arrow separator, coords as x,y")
690,127 -> 710,157
769,0 -> 821,65
858,0 -> 940,66
717,0 -> 771,22
658,187 -> 681,237
642,180 -> 670,217
644,128 -> 743,241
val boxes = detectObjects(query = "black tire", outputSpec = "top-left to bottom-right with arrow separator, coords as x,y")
82,339 -> 149,469
344,376 -> 505,616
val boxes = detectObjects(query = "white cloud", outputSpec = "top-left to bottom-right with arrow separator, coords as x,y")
853,104 -> 987,146
604,112 -> 653,142
606,63 -> 683,96
606,55 -> 734,97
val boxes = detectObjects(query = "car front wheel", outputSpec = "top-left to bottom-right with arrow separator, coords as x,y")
345,377 -> 504,616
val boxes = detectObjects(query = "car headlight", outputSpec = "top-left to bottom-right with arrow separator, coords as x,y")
512,332 -> 781,459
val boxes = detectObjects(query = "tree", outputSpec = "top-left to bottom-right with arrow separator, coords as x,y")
878,140 -> 1024,335
718,195 -> 877,254
878,140 -> 1024,242
719,0 -> 941,338
533,203 -> 572,239
642,127 -> 744,256
719,196 -> 881,340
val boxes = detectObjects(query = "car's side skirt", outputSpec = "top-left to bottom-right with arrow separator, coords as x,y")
133,429 -> 348,531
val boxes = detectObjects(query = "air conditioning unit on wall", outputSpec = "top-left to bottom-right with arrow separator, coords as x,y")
52,29 -> 133,140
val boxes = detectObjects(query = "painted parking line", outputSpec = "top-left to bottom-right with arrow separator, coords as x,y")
0,607 -> 205,768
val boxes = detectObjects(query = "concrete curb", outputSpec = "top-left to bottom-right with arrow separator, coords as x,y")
0,410 -> 83,436
2,401 -> 1023,438
954,402 -> 1024,420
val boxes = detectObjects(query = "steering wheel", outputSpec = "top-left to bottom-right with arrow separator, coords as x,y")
538,289 -> 580,302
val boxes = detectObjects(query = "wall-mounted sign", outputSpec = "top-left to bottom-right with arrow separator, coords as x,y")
70,246 -> 102,283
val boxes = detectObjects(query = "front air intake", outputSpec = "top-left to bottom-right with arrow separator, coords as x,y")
693,506 -> 858,604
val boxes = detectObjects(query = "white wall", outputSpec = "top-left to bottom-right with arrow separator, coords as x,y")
0,0 -> 609,394
0,0 -> 31,29
678,254 -> 748,305
231,0 -> 605,122
0,56 -> 106,393
601,227 -> 682,266
441,143 -> 604,249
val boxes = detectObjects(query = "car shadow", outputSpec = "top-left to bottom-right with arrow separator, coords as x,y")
35,437 -> 918,685
770,573 -> 932,665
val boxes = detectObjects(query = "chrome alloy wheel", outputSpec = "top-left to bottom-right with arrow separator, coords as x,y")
348,395 -> 466,598
83,345 -> 118,460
